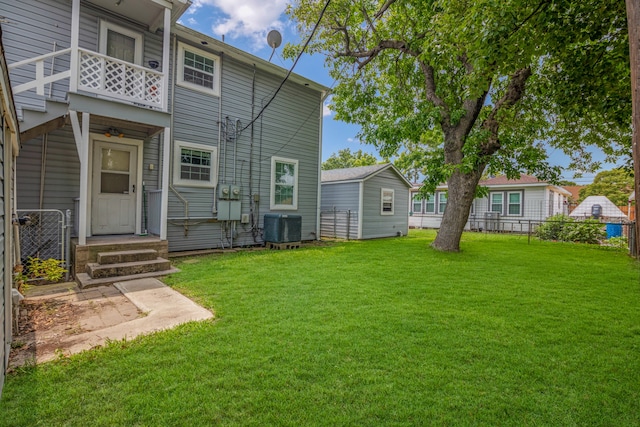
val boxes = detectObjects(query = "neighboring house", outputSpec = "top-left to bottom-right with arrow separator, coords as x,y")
569,195 -> 628,221
2,0 -> 327,285
410,175 -> 571,232
0,27 -> 21,398
320,164 -> 411,239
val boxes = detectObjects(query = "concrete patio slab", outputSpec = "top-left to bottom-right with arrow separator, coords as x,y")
10,278 -> 213,366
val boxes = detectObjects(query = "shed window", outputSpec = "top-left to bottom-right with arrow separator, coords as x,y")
381,188 -> 394,215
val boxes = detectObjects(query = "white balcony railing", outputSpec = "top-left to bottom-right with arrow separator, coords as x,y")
9,47 -> 166,110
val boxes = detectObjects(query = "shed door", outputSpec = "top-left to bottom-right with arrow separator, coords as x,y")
91,141 -> 137,235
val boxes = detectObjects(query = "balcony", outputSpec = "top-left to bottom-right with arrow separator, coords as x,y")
9,47 -> 166,111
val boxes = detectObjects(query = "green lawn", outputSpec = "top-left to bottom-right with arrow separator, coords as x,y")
2,230 -> 640,426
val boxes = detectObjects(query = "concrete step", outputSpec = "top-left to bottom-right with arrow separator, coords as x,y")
75,267 -> 181,289
97,249 -> 158,265
86,258 -> 172,279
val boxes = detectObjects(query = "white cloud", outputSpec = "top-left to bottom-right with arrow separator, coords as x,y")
188,0 -> 289,47
323,102 -> 332,117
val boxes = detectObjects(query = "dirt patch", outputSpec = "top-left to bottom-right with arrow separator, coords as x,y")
9,285 -> 143,370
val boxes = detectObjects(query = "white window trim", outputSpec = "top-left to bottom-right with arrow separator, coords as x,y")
173,140 -> 218,188
99,20 -> 143,65
425,194 -> 436,214
490,191 -> 504,214
381,188 -> 395,215
437,192 -> 447,215
270,156 -> 299,210
411,193 -> 422,214
177,42 -> 221,96
506,191 -> 523,216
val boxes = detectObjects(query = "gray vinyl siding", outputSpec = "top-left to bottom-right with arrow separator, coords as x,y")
2,0 -> 164,112
4,0 -> 322,252
167,39 -> 322,252
361,170 -> 410,239
320,182 -> 360,239
0,103 -> 6,397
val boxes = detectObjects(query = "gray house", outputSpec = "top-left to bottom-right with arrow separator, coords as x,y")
0,28 -> 20,398
2,0 -> 327,286
321,164 -> 411,239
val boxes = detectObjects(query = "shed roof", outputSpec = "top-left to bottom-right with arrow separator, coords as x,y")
569,195 -> 628,219
321,164 -> 412,187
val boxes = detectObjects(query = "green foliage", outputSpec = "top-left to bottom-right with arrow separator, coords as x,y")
15,257 -> 67,284
536,214 -> 606,244
321,148 -> 379,170
286,0 -> 630,250
606,236 -> 629,250
578,168 -> 634,205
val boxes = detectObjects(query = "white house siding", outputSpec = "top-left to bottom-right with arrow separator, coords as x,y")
167,38 -> 322,251
361,170 -> 409,239
320,182 -> 360,239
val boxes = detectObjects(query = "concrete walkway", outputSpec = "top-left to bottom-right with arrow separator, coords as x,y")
20,278 -> 213,364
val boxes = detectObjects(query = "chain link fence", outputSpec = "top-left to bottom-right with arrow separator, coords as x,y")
16,209 -> 71,279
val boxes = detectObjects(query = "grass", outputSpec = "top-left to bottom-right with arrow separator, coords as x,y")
1,230 -> 640,426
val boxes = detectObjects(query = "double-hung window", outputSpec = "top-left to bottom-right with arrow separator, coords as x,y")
438,192 -> 447,214
507,191 -> 522,215
173,141 -> 217,188
425,194 -> 436,214
271,157 -> 298,210
177,42 -> 220,96
381,188 -> 395,215
490,192 -> 504,213
412,194 -> 422,214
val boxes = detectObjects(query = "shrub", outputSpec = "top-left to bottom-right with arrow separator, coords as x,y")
536,214 -> 572,241
537,215 -> 606,244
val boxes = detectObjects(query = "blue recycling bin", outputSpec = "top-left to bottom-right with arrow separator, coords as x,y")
606,223 -> 623,238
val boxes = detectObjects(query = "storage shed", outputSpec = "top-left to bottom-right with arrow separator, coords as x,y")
321,164 -> 411,239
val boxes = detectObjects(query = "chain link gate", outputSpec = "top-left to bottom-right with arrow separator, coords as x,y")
16,209 -> 71,280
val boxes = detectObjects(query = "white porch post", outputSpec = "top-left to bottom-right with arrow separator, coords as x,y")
69,0 -> 80,93
160,128 -> 170,240
161,7 -> 171,112
70,111 -> 90,245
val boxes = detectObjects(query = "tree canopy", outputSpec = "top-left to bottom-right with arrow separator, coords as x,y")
322,148 -> 379,170
579,169 -> 634,206
286,0 -> 630,251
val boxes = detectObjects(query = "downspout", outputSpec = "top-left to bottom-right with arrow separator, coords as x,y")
168,34 -> 189,234
214,53 -> 223,214
39,134 -> 48,210
234,119 -> 240,184
316,90 -> 330,241
249,64 -> 256,240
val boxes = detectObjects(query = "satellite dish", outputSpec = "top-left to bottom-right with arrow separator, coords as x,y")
267,30 -> 282,48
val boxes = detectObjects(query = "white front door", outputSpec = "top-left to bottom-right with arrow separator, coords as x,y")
91,141 -> 138,235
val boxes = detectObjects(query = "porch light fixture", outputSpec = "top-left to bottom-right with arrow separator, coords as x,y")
104,127 -> 124,138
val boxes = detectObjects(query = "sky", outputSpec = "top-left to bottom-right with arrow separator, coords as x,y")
179,0 -> 620,185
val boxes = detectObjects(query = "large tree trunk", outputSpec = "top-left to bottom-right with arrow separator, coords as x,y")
627,0 -> 640,257
432,167 -> 484,252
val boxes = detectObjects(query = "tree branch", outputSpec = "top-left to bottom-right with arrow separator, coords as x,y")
480,67 -> 532,156
374,0 -> 397,19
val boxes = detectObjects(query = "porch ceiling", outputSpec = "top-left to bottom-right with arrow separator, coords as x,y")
68,93 -> 169,137
85,0 -> 190,31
